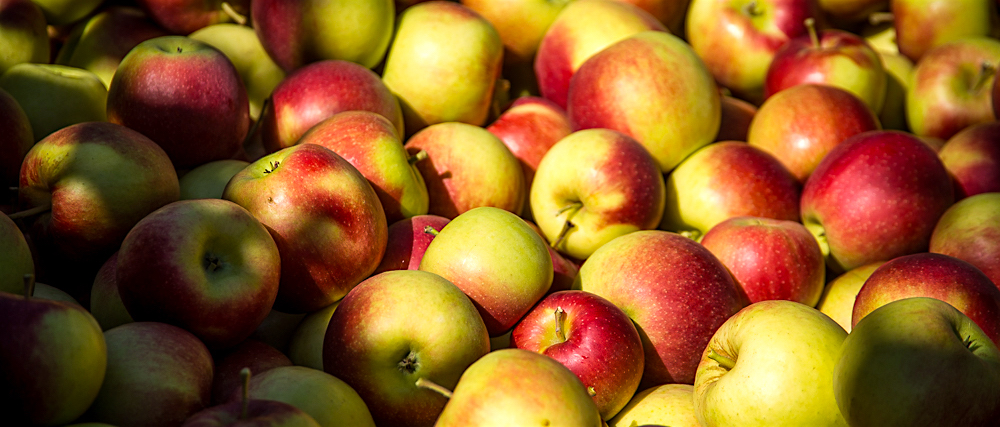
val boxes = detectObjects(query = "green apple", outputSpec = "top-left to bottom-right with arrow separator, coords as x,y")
875,51 -> 914,131
0,63 -> 107,141
0,87 -> 32,192
287,301 -> 339,371
0,212 -> 33,295
32,0 -> 103,25
694,300 -> 848,426
243,366 -> 376,427
0,0 -> 49,74
461,0 -> 570,64
834,297 -> 1000,426
815,262 -> 885,332
930,192 -> 1000,286
32,282 -> 81,306
382,1 -> 504,135
608,384 -> 700,427
89,252 -> 134,331
179,159 -> 250,200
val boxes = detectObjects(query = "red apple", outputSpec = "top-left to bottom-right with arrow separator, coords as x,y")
486,96 -> 573,195
136,0 -> 250,35
930,192 -> 1000,287
183,397 -> 320,427
460,0 -> 570,64
938,121 -> 1000,198
372,214 -> 451,275
715,95 -> 757,143
210,339 -> 292,405
616,0 -> 691,33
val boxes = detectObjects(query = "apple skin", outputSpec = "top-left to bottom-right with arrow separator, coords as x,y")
460,0 -> 570,64
575,230 -> 749,387
241,365 -> 376,427
108,35 -> 250,169
816,0 -> 886,24
0,213 -> 34,296
259,59 -> 403,153
295,110 -> 428,224
694,300 -> 849,427
31,0 -> 103,25
433,348 -> 603,427
834,297 -> 1000,427
763,28 -> 887,115
607,384 -> 700,427
800,130 -> 955,273
700,216 -> 825,307
0,87 -> 32,191
893,0 -> 995,63
906,37 -> 1000,141
535,0 -> 666,110
815,261 -> 885,332
511,290 -> 645,420
179,159 -> 251,200
661,141 -> 801,238
0,63 -> 108,142
530,128 -> 666,260
685,0 -> 824,104
252,0 -> 394,71
930,192 -> 1000,287
715,95 -> 757,143
210,339 -> 292,406
223,143 -> 387,314
567,30 -> 721,173
852,252 -> 1000,347
486,96 -> 573,196
86,322 -> 214,427
372,214 -> 451,275
182,398 -> 321,427
287,301 -> 339,371
0,291 -> 107,426
404,122 -> 525,219
323,269 -> 491,427
89,252 -> 134,331
382,1 -> 504,136
877,52 -> 915,131
135,0 -> 249,35
938,121 -> 1000,198
747,84 -> 881,182
0,0 -> 48,75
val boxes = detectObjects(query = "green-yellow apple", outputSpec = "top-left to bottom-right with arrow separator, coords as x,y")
404,122 -> 525,219
32,0 -> 103,25
0,87 -> 32,191
530,129 -> 665,260
715,95 -> 757,142
222,143 -> 387,314
89,252 -> 134,331
930,192 -> 1000,286
372,214 -> 451,275
184,396 -> 320,427
535,0 -> 666,110
252,0 -> 394,71
323,269 -> 490,427
874,51 -> 913,131
906,37 -> 1000,140
567,30 -> 721,173
179,159 -> 250,200
247,309 -> 305,355
685,0 -> 824,104
296,110 -> 428,224
382,1 -> 504,135
108,35 -> 250,169
287,301 -> 339,371
433,348 -> 603,427
693,300 -> 848,426
460,0 -> 571,64
0,210 -> 33,295
834,297 -> 1000,427
800,130 -> 955,273
135,0 -> 249,35
938,121 -> 1000,198
235,366 -> 376,427
893,0 -> 994,63
87,322 -> 214,427
747,84 -> 881,182
575,230 -> 748,387
0,0 -> 49,74
0,279 -> 107,426
115,199 -> 281,350
511,290 -> 645,420
660,141 -> 801,239
189,23 -> 286,120
815,261 -> 884,332
420,206 -> 553,336
608,384 -> 700,427
0,63 -> 107,142
210,339 -> 291,405
259,59 -> 403,153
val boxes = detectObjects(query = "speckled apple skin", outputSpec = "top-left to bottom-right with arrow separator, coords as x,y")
930,193 -> 1000,287
938,121 -> 1000,198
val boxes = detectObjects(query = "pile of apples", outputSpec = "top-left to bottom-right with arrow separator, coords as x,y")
3,0 -> 1000,425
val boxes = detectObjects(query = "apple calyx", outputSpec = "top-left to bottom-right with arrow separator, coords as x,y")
221,2 -> 248,26
742,0 -> 763,18
706,348 -> 737,371
408,150 -> 428,165
552,202 -> 583,249
804,18 -> 820,49
204,253 -> 225,273
868,12 -> 894,26
423,225 -> 439,236
398,350 -> 420,375
554,307 -> 568,343
22,274 -> 35,300
239,367 -> 251,420
964,335 -> 984,353
415,377 -> 453,399
6,201 -> 52,221
263,160 -> 280,174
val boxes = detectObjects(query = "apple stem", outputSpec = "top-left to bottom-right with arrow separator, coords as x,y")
804,18 -> 819,49
7,201 -> 51,220
707,349 -> 736,371
554,307 -> 567,343
415,377 -> 453,399
240,367 -> 251,420
679,230 -> 702,242
490,78 -> 512,120
8,186 -> 16,192
22,274 -> 34,300
243,97 -> 269,148
742,0 -> 761,17
974,62 -> 997,93
221,2 -> 247,26
423,225 -> 439,236
868,12 -> 894,26
551,202 -> 583,249
408,150 -> 428,165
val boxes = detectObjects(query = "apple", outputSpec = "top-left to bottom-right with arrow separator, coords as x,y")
694,300 -> 848,426
295,110 -> 429,224
567,30 -> 722,173
404,122 -> 525,219
485,95 -> 573,198
877,51 -> 914,131
523,219 -> 582,295
815,261 -> 884,332
0,205 -> 32,298
247,309 -> 306,356
258,59 -> 403,153
432,348 -> 604,427
530,128 -> 665,260
930,192 -> 1000,287
575,230 -> 748,387
852,252 -> 1000,346
534,0 -> 666,110
816,0 -> 886,25
372,215 -> 451,275
937,121 -> 1000,198
210,339 -> 292,406
700,216 -> 825,306
906,37 -> 1000,141
0,88 -> 32,192
286,301 -> 339,371
460,0 -> 570,64
223,143 -> 387,314
511,290 -> 645,420
135,0 -> 250,35
607,384 -> 700,427
800,130 -> 955,273
252,0 -> 394,71
685,0 -> 824,104
179,159 -> 251,200
0,63 -> 107,142
661,141 -> 801,239
323,269 -> 491,427
0,276 -> 107,426
107,35 -> 250,169
715,95 -> 757,142
184,395 -> 320,427
89,252 -> 134,331
893,0 -> 995,63
382,1 -> 504,136
747,84 -> 881,182
238,365 -> 376,427
86,321 -> 214,427
616,0 -> 691,33
0,0 -> 49,75
32,0 -> 103,26
834,297 -> 1000,426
